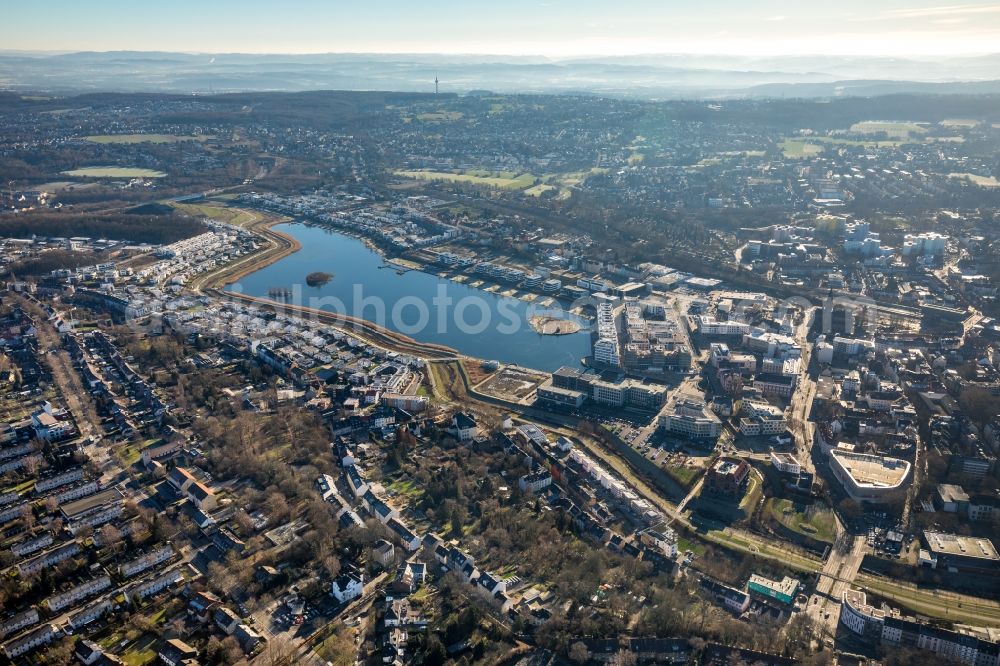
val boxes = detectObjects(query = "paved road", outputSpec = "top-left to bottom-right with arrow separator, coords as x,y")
807,533 -> 867,639
13,296 -> 102,439
787,307 -> 818,475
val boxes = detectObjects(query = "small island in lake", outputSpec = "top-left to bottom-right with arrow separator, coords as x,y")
529,315 -> 582,336
305,271 -> 333,286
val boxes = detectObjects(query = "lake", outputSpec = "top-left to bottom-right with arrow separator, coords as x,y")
227,223 -> 592,372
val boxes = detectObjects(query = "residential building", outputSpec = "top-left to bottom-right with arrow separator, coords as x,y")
704,458 -> 750,497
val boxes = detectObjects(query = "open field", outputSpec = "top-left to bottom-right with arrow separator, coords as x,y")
766,498 -> 836,542
394,169 -> 537,190
415,111 -> 463,121
849,120 -> 928,137
553,167 -> 608,186
83,133 -> 213,144
170,200 -> 283,226
475,364 -> 548,400
394,166 -> 607,198
34,180 -> 98,191
779,139 -> 825,158
940,118 -> 979,128
62,166 -> 166,178
948,172 -> 1000,188
544,167 -> 609,199
524,183 -> 556,196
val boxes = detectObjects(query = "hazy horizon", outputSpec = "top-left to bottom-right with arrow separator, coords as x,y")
8,0 -> 1000,57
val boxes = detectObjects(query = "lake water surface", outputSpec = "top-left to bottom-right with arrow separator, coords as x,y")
227,223 -> 592,372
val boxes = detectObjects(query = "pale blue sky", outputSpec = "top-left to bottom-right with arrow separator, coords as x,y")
6,0 -> 1000,56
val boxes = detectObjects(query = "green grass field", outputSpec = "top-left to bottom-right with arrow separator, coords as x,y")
394,169 -> 537,190
780,135 -> 907,158
779,139 -> 825,158
766,498 -> 836,542
63,166 -> 166,178
524,183 -> 556,196
664,461 -> 702,487
83,134 -> 213,144
170,201 -> 267,225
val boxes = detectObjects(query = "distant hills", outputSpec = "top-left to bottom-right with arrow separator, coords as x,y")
1,51 -> 999,99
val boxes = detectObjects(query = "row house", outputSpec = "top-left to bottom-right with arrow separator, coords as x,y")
68,599 -> 113,630
17,541 -> 81,576
46,575 -> 112,612
10,532 -> 54,558
0,609 -> 39,640
52,480 -> 101,505
2,623 -> 56,659
120,544 -> 175,578
35,467 -> 85,493
69,503 -> 122,534
125,569 -> 183,603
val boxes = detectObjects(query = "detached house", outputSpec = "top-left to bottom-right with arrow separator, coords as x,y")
448,412 -> 478,442
213,607 -> 241,635
158,638 -> 199,666
331,571 -> 364,604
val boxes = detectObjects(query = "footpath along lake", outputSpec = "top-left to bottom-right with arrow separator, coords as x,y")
227,223 -> 592,372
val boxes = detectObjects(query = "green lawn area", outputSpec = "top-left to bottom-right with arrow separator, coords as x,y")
118,444 -> 143,467
62,167 -> 167,178
386,478 -> 424,500
121,634 -> 158,666
519,167 -> 608,200
170,201 -> 268,226
677,535 -> 707,556
739,472 -> 763,512
393,169 -> 537,190
83,134 -> 212,144
664,461 -> 701,488
765,498 -> 836,542
550,167 -> 608,187
6,478 -> 36,494
524,183 -> 556,196
780,135 -> 910,158
779,139 -> 825,158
